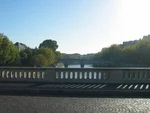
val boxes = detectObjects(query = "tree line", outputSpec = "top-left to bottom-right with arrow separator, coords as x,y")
2,32 -> 150,67
0,33 -> 61,67
93,35 -> 150,67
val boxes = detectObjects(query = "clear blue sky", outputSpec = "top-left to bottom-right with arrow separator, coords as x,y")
0,0 -> 150,54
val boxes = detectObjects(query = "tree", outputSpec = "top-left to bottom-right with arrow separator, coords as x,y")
39,39 -> 58,51
55,51 -> 62,62
31,48 -> 56,67
19,47 -> 34,66
93,34 -> 150,67
0,33 -> 20,66
32,54 -> 48,67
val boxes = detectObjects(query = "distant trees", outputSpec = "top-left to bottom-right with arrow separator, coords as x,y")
0,33 -> 62,67
39,39 -> 58,51
19,42 -> 58,67
3,32 -> 150,67
93,35 -> 150,67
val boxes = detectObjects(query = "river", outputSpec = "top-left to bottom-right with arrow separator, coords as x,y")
56,64 -> 93,68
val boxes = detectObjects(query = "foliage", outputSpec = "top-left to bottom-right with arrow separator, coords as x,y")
93,35 -> 150,67
0,33 -> 20,66
32,54 -> 48,67
39,39 -> 58,51
19,47 -> 33,66
55,51 -> 62,62
0,33 -> 61,67
31,48 -> 56,67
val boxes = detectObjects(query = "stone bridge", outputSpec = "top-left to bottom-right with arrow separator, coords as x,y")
58,58 -> 110,67
0,67 -> 150,96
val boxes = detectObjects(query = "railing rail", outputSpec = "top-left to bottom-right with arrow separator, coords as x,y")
0,67 -> 150,83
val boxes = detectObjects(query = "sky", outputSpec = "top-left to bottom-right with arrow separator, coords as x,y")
0,0 -> 150,54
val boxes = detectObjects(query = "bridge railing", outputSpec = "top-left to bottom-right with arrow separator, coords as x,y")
0,67 -> 150,84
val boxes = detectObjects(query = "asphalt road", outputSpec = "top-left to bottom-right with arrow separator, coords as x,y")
0,95 -> 150,113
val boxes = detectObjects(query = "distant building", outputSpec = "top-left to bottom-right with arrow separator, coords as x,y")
118,40 -> 138,48
14,42 -> 27,51
143,35 -> 150,40
122,40 -> 138,46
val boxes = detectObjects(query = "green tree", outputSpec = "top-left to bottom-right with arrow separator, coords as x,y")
19,47 -> 33,66
55,51 -> 62,62
32,54 -> 48,67
0,33 -> 20,66
31,48 -> 56,67
93,35 -> 150,67
39,39 -> 58,51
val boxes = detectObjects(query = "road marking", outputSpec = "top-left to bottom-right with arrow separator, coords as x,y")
116,84 -> 122,89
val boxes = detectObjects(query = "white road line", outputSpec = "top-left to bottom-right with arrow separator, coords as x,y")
116,84 -> 122,89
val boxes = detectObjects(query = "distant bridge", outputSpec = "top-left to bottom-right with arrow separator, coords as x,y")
58,58 -> 110,67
